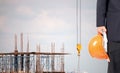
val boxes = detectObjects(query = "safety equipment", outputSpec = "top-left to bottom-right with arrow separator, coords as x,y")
88,33 -> 109,60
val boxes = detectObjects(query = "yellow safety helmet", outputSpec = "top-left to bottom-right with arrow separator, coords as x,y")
88,33 -> 109,60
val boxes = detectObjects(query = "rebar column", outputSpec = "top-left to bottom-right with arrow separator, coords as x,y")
25,38 -> 30,73
51,43 -> 55,72
20,33 -> 24,71
14,34 -> 18,73
36,44 -> 42,73
14,50 -> 18,73
26,54 -> 30,73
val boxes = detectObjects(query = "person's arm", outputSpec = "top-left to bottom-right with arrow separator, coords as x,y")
97,0 -> 108,33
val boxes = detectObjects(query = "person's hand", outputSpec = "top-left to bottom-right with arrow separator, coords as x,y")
107,58 -> 110,62
97,26 -> 107,34
97,26 -> 110,62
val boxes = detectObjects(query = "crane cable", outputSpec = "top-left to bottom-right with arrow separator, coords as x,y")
76,0 -> 82,56
76,0 -> 82,72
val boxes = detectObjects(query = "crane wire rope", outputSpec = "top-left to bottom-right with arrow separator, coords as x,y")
76,0 -> 81,73
76,0 -> 81,44
76,0 -> 82,56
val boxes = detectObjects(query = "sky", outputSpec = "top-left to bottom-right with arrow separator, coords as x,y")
0,0 -> 108,73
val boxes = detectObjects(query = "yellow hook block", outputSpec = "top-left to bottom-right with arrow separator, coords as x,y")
77,43 -> 82,56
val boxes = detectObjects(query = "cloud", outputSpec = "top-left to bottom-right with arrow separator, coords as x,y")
27,10 -> 75,34
0,9 -> 76,37
16,6 -> 34,15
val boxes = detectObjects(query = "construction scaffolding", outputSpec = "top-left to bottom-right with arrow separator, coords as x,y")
0,52 -> 68,73
0,33 -> 69,73
0,55 -> 35,73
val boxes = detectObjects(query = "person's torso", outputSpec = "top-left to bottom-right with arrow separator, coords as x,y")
106,0 -> 120,42
108,0 -> 120,13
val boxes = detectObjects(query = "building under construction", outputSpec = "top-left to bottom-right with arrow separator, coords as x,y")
0,33 -> 69,73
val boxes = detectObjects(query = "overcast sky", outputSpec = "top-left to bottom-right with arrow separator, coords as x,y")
0,0 -> 108,73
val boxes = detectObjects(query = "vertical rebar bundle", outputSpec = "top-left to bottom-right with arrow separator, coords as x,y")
36,44 -> 43,73
10,55 -> 14,73
15,34 -> 17,51
61,43 -> 64,72
21,33 -> 24,71
14,34 -> 18,73
25,39 -> 30,73
21,33 -> 23,52
51,43 -> 55,72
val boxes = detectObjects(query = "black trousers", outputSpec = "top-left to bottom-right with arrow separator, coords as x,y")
107,42 -> 120,73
